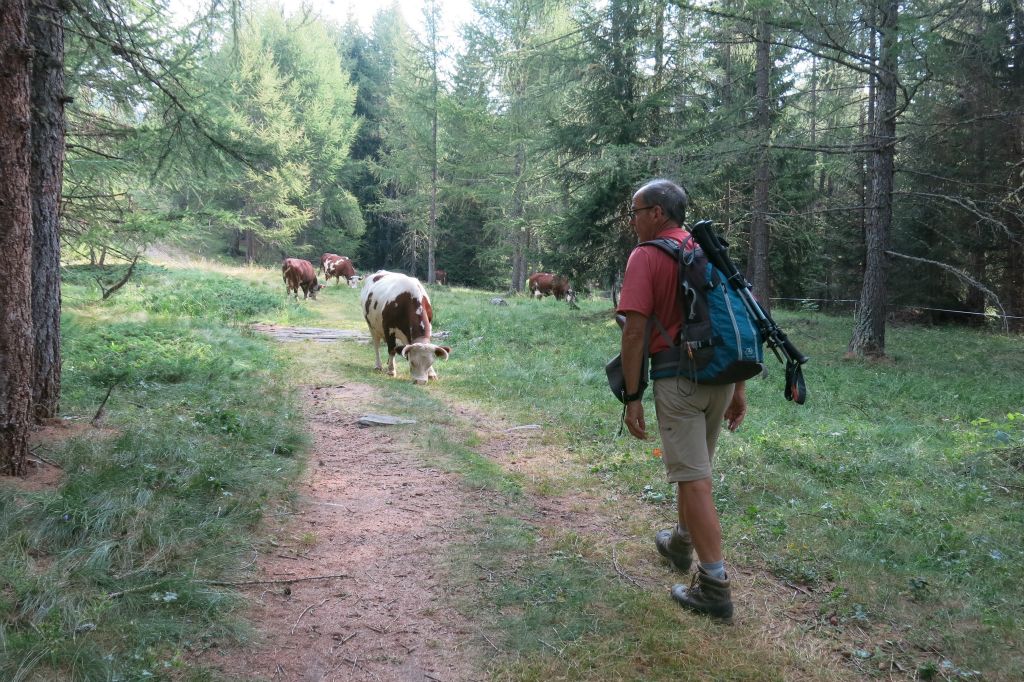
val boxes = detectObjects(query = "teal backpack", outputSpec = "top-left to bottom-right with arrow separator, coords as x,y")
640,236 -> 765,385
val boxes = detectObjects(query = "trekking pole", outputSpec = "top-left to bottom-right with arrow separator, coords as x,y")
690,220 -> 809,404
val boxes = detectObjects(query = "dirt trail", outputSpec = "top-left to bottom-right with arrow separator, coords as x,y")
206,381 -> 485,682
201,326 -> 858,682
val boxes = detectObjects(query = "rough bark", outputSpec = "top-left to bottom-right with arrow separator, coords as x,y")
746,12 -> 772,312
0,0 -> 35,475
29,0 -> 65,420
849,0 -> 897,358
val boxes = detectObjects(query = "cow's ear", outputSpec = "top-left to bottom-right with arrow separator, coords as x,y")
434,346 -> 451,359
398,345 -> 409,358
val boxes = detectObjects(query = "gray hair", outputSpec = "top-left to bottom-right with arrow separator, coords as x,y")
635,178 -> 688,224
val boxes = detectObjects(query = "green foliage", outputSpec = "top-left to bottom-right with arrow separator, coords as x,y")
180,5 -> 362,262
62,263 -> 285,321
1,268 -> 305,681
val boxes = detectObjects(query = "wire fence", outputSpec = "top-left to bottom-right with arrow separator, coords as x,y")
770,297 -> 1024,321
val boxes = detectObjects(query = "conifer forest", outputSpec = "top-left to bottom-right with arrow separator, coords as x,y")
1,0 -> 1022,460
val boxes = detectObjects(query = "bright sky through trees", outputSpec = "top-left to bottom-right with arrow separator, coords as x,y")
174,0 -> 477,35
310,0 -> 476,32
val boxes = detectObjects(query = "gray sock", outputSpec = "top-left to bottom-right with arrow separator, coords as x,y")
700,560 -> 726,580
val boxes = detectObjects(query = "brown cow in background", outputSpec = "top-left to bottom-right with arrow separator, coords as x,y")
528,272 -> 576,304
435,269 -> 448,285
282,258 -> 322,300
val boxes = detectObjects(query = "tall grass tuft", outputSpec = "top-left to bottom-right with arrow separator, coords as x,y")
2,267 -> 306,680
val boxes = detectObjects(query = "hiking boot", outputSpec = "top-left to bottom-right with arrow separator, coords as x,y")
671,566 -> 734,623
655,525 -> 693,572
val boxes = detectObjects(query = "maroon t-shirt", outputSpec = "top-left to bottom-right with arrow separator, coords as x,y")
616,226 -> 691,355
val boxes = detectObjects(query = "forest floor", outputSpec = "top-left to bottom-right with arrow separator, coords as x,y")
194,325 -> 857,682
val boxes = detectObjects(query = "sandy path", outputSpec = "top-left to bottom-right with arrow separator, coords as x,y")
205,382 -> 484,682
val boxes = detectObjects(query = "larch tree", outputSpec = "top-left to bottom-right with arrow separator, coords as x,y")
374,1 -> 449,279
29,0 -> 66,421
848,0 -> 898,358
343,7 -> 404,271
185,7 -> 362,263
0,0 -> 34,474
457,0 -> 570,292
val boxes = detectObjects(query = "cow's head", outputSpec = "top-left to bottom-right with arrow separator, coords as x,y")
400,343 -> 451,384
308,282 -> 324,300
347,275 -> 362,288
565,288 -> 577,305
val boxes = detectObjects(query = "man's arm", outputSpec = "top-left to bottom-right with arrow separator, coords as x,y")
724,381 -> 747,431
620,311 -> 649,440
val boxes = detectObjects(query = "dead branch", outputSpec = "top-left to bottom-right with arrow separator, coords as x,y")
107,581 -> 167,599
28,448 -> 64,470
97,251 -> 141,300
611,544 -> 644,589
91,381 -> 120,425
290,597 -> 330,634
203,573 -> 353,587
479,630 -> 501,652
885,250 -> 1009,332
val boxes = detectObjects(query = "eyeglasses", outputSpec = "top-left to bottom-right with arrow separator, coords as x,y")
627,205 -> 657,219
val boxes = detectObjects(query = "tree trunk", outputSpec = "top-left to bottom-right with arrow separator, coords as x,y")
509,144 -> 527,292
746,12 -> 772,312
229,229 -> 241,257
1006,236 -> 1024,333
427,118 -> 436,283
427,7 -> 438,285
29,0 -> 65,421
244,228 -> 255,265
0,0 -> 35,475
849,0 -> 897,358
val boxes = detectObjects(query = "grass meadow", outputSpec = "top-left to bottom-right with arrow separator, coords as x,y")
1,258 -> 1021,680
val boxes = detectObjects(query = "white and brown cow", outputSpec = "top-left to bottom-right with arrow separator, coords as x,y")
360,270 -> 451,384
282,258 -> 322,300
319,253 -> 360,287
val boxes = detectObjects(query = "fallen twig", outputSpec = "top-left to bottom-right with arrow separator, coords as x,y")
204,573 -> 353,587
28,450 -> 63,469
92,381 -> 120,425
784,580 -> 813,596
106,581 -> 166,599
479,630 -> 500,652
473,562 -> 495,581
539,638 -> 562,654
611,544 -> 643,588
290,597 -> 330,634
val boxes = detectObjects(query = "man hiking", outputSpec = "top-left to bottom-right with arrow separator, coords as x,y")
616,178 -> 747,622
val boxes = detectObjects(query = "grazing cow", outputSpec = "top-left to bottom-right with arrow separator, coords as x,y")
434,269 -> 448,285
527,272 -> 576,304
282,258 -> 322,300
360,271 -> 451,384
320,253 -> 360,287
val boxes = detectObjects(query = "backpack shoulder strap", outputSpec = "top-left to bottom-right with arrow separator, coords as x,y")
637,237 -> 680,259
